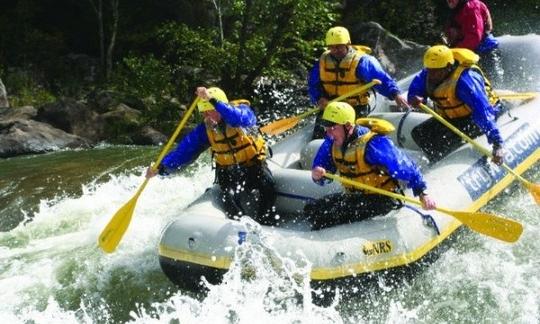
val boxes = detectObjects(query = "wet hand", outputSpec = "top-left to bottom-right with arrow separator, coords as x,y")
312,166 -> 326,181
145,165 -> 158,179
420,193 -> 436,210
317,97 -> 329,109
394,94 -> 410,111
409,96 -> 423,109
491,145 -> 504,166
195,87 -> 210,100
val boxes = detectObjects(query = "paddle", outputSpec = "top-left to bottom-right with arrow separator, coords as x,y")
495,92 -> 538,101
324,173 -> 523,243
260,79 -> 382,136
419,103 -> 540,205
98,97 -> 200,253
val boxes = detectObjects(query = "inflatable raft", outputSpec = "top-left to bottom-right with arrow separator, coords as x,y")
158,91 -> 540,290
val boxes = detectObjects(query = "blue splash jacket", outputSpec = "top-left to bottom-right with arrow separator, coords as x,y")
407,68 -> 503,146
312,126 -> 428,196
160,100 -> 257,173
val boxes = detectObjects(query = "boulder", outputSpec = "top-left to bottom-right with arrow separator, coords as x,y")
0,119 -> 89,158
0,106 -> 37,121
0,78 -> 8,108
35,98 -> 103,143
85,89 -> 146,113
350,21 -> 428,79
132,126 -> 168,145
100,103 -> 143,144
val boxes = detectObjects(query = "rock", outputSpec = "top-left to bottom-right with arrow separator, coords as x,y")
0,119 -> 89,158
0,78 -> 8,108
85,89 -> 146,113
350,21 -> 428,79
35,98 -> 103,143
131,126 -> 168,145
100,103 -> 144,143
0,106 -> 37,121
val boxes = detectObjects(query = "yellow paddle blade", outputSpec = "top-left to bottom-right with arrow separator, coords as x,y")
261,107 -> 319,135
440,208 -> 523,243
98,97 -> 200,253
98,179 -> 148,253
261,79 -> 382,136
526,182 -> 540,204
260,116 -> 301,136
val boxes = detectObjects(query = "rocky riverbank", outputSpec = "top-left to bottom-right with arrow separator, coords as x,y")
0,22 -> 427,158
0,91 -> 168,158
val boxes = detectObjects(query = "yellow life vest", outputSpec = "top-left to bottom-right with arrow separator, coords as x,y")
332,130 -> 398,194
319,46 -> 371,107
430,49 -> 500,119
206,103 -> 266,167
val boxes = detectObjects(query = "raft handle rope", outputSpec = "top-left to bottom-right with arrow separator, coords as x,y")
366,88 -> 377,116
404,204 -> 440,235
500,101 -> 519,123
396,108 -> 411,148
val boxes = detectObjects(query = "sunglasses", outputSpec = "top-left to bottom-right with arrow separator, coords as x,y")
323,123 -> 340,131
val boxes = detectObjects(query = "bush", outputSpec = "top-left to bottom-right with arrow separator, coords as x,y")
4,69 -> 56,107
110,54 -> 182,130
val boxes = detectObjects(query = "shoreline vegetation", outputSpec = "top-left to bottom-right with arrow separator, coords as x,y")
0,1 -> 538,157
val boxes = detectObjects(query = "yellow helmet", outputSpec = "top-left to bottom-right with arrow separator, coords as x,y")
197,87 -> 229,112
325,26 -> 351,46
321,102 -> 355,126
423,45 -> 455,69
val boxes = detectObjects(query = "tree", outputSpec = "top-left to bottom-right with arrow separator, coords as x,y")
221,0 -> 341,93
88,0 -> 120,79
155,0 -> 340,97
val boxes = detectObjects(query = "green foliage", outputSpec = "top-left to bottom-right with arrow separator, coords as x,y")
489,0 -> 540,35
4,70 -> 56,107
114,55 -> 173,99
156,22 -> 230,96
110,54 -> 182,129
154,0 -> 340,98
1,0 -> 538,130
228,0 -> 339,84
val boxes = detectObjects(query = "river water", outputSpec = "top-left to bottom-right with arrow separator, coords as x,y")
1,35 -> 539,323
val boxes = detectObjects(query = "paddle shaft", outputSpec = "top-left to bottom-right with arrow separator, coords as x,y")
151,98 -> 201,171
98,97 -> 200,252
324,173 -> 523,243
325,173 -> 423,207
300,79 -> 383,119
495,92 -> 538,100
418,103 -> 534,187
260,80 -> 382,135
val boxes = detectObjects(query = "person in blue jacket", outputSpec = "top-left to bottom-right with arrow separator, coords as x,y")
408,45 -> 504,165
146,86 -> 276,223
308,26 -> 409,139
305,101 -> 436,230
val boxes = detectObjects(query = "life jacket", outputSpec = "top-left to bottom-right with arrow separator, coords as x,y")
332,126 -> 398,194
206,101 -> 266,167
429,48 -> 499,119
319,45 -> 372,107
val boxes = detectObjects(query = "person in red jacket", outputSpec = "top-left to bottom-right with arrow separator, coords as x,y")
444,0 -> 503,86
